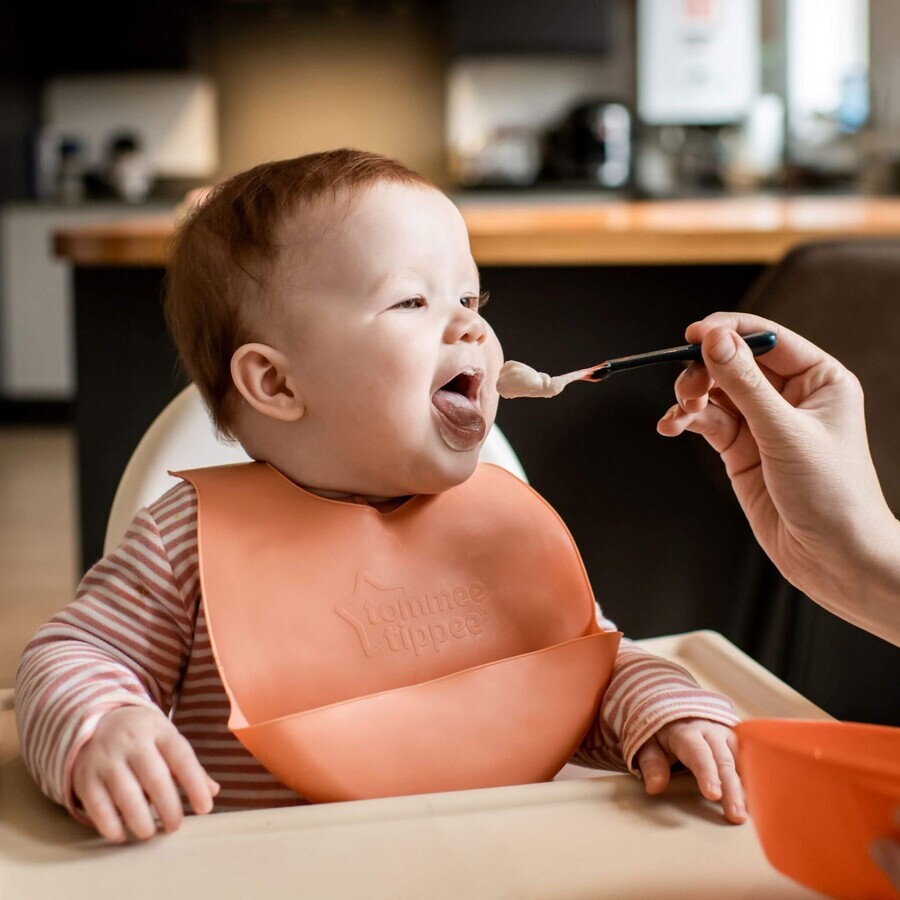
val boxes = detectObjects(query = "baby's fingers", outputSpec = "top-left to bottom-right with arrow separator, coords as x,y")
636,737 -> 672,795
712,732 -> 746,825
77,778 -> 127,843
157,728 -> 218,815
669,730 -> 722,802
129,749 -> 185,834
105,765 -> 159,840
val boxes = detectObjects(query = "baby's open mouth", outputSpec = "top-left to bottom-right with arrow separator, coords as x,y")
431,369 -> 486,451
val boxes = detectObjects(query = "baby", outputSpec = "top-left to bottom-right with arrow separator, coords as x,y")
16,149 -> 745,842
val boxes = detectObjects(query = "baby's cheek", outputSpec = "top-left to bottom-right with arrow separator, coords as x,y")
484,321 -> 504,363
482,387 -> 500,428
484,328 -> 504,383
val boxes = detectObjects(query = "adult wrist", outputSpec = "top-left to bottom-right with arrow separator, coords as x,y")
806,507 -> 900,646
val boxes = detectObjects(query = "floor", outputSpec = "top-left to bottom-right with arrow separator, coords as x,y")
0,426 -> 77,688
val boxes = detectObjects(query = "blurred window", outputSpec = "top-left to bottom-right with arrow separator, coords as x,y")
786,0 -> 869,147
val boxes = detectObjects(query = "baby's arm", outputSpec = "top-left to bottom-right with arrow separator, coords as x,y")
572,607 -> 743,820
15,483 -> 214,837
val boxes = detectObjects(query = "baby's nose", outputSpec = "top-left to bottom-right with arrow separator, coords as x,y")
444,307 -> 487,344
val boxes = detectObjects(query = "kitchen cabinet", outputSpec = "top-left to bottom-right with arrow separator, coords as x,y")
447,0 -> 613,55
0,203 -> 175,400
11,2 -> 198,77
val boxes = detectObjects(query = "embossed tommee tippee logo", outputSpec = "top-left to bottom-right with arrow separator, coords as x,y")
335,572 -> 490,657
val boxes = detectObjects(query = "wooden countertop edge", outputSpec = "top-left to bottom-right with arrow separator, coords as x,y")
467,231 -> 874,265
53,197 -> 900,267
54,231 -> 174,267
55,229 -> 900,267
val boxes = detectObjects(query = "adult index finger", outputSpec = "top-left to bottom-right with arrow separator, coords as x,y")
684,312 -> 842,381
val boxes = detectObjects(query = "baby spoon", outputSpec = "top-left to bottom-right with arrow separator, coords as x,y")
583,330 -> 777,382
498,331 -> 777,399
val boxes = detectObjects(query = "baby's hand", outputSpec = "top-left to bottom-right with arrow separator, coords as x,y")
635,717 -> 746,824
72,706 -> 220,842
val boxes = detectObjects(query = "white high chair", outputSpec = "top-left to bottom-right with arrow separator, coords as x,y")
104,383 -> 528,553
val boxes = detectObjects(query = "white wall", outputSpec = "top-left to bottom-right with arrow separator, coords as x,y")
0,203 -> 174,399
869,0 -> 900,154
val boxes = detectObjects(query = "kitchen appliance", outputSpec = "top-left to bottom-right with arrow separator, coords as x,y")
541,100 -> 632,188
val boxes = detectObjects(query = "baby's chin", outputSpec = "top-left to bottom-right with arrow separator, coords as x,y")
387,445 -> 484,497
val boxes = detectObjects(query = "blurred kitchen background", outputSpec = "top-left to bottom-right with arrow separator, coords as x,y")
1,0 -> 898,723
2,0 -> 899,408
4,0 -> 900,204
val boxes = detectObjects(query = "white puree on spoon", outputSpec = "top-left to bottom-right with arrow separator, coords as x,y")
496,361 -> 592,399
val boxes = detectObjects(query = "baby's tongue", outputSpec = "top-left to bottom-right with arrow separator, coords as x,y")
432,388 -> 485,450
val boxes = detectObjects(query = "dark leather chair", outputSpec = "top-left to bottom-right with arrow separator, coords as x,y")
734,239 -> 900,724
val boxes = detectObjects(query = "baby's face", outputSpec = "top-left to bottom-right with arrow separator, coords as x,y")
265,182 -> 504,497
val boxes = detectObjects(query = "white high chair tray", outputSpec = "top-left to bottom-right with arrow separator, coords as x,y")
0,630 -> 827,899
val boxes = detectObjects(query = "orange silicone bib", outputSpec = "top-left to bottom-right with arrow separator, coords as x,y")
175,462 -> 620,802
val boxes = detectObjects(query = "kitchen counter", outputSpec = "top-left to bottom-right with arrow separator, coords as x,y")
55,194 -> 900,266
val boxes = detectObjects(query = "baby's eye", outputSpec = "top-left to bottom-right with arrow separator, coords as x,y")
461,291 -> 490,311
392,296 -> 425,310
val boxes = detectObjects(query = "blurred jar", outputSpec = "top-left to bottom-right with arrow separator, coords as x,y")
107,133 -> 152,204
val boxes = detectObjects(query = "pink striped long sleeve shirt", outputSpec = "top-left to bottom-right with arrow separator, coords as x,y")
15,481 -> 739,822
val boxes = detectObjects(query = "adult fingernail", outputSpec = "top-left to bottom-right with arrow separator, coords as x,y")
708,332 -> 737,364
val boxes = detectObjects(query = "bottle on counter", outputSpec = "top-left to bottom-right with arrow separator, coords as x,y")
56,138 -> 86,205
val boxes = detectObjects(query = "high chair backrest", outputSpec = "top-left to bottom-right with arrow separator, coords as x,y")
104,383 -> 529,554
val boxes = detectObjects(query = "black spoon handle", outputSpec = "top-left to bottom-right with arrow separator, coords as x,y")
584,330 -> 777,382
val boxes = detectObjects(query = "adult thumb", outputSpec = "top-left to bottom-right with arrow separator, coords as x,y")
702,327 -> 793,439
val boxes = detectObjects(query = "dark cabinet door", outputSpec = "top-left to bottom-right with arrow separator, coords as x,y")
13,2 -> 198,77
447,0 -> 613,55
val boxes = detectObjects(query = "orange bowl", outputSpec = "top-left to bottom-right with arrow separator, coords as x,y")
736,719 -> 900,899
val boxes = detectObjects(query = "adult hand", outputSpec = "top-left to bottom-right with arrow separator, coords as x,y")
657,312 -> 900,646
72,706 -> 220,842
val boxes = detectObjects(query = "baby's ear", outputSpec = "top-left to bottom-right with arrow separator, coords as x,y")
230,343 -> 304,422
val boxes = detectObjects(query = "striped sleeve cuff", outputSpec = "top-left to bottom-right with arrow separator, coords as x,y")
581,640 -> 743,777
619,689 -> 741,776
